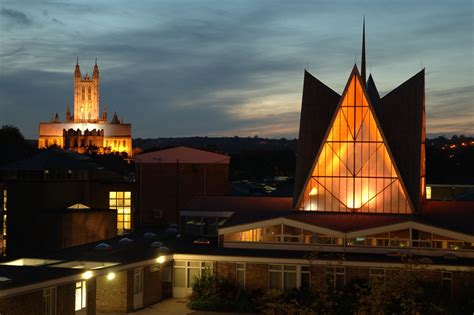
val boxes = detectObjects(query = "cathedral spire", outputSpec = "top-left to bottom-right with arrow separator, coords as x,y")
93,57 -> 99,79
361,16 -> 366,86
66,102 -> 71,122
74,57 -> 81,78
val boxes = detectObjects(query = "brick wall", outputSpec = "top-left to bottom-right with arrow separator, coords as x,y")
86,278 -> 96,315
245,263 -> 268,291
216,261 -> 236,283
452,270 -> 474,302
0,282 -> 76,315
0,290 -> 42,315
96,271 -> 128,313
126,269 -> 134,312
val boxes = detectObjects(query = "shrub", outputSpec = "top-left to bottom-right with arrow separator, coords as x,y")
188,271 -> 254,312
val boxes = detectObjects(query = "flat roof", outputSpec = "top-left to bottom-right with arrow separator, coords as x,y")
184,196 -> 474,235
135,146 -> 230,164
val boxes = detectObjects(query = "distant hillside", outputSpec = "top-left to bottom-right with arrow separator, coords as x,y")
133,136 -> 297,155
20,135 -> 474,185
133,136 -> 474,185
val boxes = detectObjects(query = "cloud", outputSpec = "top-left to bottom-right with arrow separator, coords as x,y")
0,1 -> 472,139
0,8 -> 32,25
52,18 -> 64,25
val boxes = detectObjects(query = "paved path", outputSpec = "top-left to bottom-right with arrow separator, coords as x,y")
98,298 -> 259,315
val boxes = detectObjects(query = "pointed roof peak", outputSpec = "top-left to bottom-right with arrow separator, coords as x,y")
74,57 -> 81,77
350,63 -> 361,77
111,112 -> 120,124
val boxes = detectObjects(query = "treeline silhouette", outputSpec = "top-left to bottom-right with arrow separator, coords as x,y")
1,126 -> 473,185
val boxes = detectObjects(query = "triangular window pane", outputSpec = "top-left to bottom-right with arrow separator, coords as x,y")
300,70 -> 412,213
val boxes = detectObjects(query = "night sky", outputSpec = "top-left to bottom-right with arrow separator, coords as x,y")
0,1 -> 472,139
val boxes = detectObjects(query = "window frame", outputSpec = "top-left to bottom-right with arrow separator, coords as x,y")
173,260 -> 213,288
43,286 -> 57,315
109,191 -> 132,235
133,267 -> 144,294
268,264 -> 306,291
236,262 -> 245,288
326,266 -> 345,290
441,271 -> 452,300
75,281 -> 87,311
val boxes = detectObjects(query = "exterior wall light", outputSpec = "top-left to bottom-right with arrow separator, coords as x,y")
106,272 -> 116,280
156,256 -> 165,264
82,270 -> 93,280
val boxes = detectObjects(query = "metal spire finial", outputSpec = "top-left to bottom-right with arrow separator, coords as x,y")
361,16 -> 366,86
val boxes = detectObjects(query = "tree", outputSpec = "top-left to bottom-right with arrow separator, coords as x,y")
0,125 -> 35,166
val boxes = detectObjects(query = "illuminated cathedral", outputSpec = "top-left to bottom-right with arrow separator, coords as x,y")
38,59 -> 133,156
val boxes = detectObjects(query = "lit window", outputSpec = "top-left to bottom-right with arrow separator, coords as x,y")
223,224 -> 341,245
236,263 -> 245,288
426,186 -> 432,199
300,74 -> 411,213
43,287 -> 56,315
75,281 -> 86,311
109,191 -> 132,235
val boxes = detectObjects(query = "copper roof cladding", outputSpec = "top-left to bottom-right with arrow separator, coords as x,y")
292,71 -> 340,208
373,70 -> 425,211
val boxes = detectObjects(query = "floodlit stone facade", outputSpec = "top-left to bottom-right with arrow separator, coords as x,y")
38,59 -> 132,156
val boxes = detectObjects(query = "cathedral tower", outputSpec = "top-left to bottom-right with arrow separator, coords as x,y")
73,58 -> 100,122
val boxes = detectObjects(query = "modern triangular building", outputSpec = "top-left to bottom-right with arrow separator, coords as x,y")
180,21 -> 473,301
295,66 -> 412,213
293,27 -> 425,214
